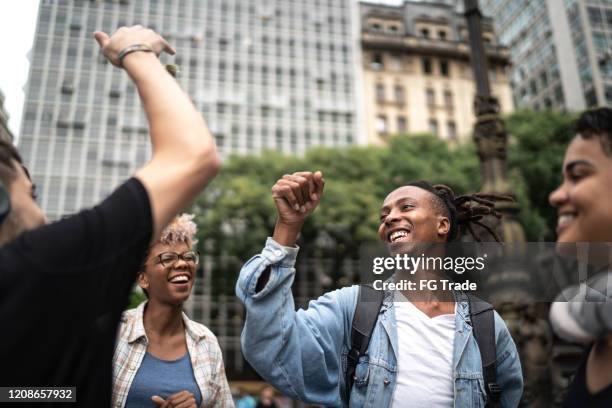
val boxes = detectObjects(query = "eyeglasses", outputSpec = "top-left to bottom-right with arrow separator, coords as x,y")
154,251 -> 200,267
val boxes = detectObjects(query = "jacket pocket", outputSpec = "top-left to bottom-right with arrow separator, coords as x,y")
455,372 -> 486,408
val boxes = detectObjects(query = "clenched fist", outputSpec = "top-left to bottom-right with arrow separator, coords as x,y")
94,25 -> 175,67
271,171 -> 325,246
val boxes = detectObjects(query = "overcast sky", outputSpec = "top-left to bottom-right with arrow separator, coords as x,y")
0,0 -> 409,141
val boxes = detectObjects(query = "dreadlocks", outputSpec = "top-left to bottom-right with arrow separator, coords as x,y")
406,181 -> 513,242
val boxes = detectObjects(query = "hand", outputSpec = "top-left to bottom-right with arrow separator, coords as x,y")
271,171 -> 325,226
151,391 -> 197,408
94,25 -> 175,67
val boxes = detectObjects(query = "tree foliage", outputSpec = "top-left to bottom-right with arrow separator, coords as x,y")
191,110 -> 575,286
506,110 -> 576,240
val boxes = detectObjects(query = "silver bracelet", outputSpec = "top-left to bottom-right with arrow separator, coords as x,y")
117,44 -> 154,67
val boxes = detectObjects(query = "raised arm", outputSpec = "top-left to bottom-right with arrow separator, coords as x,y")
237,172 -> 358,405
94,26 -> 220,240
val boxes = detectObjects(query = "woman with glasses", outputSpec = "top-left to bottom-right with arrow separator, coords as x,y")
112,214 -> 233,408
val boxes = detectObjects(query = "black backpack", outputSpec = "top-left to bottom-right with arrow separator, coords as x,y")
345,285 -> 501,407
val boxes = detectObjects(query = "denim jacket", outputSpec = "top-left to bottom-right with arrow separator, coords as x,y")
236,238 -> 523,407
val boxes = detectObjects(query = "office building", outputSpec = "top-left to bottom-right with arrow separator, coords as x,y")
0,90 -> 13,143
481,0 -> 612,110
18,0 -> 361,221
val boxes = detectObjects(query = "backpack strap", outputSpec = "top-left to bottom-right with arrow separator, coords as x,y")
466,294 -> 501,407
345,284 -> 384,399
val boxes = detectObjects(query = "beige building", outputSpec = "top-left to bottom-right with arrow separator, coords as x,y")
0,90 -> 13,143
360,1 -> 514,145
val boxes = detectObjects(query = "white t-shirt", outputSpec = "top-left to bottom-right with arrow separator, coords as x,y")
390,298 -> 456,408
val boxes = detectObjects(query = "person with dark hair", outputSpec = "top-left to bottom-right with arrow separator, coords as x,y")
0,26 -> 220,406
548,107 -> 612,407
236,172 -> 523,407
112,214 -> 232,408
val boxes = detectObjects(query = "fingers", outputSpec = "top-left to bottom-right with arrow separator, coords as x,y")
93,31 -> 110,48
313,170 -> 325,199
151,395 -> 165,407
294,172 -> 316,201
272,180 -> 300,211
161,37 -> 176,55
167,391 -> 196,408
283,175 -> 308,208
272,171 -> 325,213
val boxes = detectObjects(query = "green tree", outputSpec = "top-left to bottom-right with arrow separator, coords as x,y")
506,110 -> 576,240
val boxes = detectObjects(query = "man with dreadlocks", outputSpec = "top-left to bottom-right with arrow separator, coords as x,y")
235,172 -> 523,407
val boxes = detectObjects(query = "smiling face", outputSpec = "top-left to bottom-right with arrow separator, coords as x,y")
549,136 -> 612,247
378,186 -> 450,252
138,240 -> 197,306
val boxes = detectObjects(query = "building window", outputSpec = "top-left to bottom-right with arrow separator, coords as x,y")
421,28 -> 430,38
372,53 -> 384,70
440,60 -> 450,77
606,86 -> 612,103
376,115 -> 388,134
394,85 -> 405,104
397,116 -> 407,133
588,6 -> 603,26
376,83 -> 385,103
541,71 -> 548,88
555,86 -> 564,104
429,119 -> 438,136
426,88 -> 435,106
444,90 -> 453,109
530,80 -> 538,96
422,58 -> 433,75
447,121 -> 457,140
438,30 -> 447,41
544,98 -> 553,109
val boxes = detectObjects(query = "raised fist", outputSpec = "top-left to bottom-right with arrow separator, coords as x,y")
271,171 -> 325,226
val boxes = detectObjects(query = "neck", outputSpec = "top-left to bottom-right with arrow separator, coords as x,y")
143,299 -> 184,337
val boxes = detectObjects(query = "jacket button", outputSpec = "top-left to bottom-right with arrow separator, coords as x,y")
383,379 -> 390,386
274,250 -> 282,257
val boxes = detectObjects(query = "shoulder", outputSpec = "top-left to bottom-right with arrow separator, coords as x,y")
120,304 -> 142,324
190,319 -> 218,341
117,304 -> 144,337
185,317 -> 223,354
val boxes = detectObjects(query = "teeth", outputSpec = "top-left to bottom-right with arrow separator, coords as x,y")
390,230 -> 409,242
558,214 -> 575,227
170,275 -> 189,283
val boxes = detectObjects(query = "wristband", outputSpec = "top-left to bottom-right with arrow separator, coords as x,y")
117,44 -> 155,67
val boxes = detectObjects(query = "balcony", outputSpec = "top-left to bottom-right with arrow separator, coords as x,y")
361,32 -> 510,64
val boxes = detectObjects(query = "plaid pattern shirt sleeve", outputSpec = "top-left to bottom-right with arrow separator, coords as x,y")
112,304 -> 148,408
185,316 -> 235,408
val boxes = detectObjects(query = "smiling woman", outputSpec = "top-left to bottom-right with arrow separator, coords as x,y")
548,108 -> 612,408
111,214 -> 233,408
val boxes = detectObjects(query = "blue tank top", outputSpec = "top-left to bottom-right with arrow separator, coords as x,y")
125,352 -> 202,408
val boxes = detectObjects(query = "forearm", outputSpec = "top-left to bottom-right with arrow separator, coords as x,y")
272,220 -> 303,247
236,239 -> 352,405
123,52 -> 215,161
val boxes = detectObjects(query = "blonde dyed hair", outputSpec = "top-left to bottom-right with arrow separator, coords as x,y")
159,213 -> 198,247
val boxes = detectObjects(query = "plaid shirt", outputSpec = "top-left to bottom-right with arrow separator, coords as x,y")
112,302 -> 234,408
